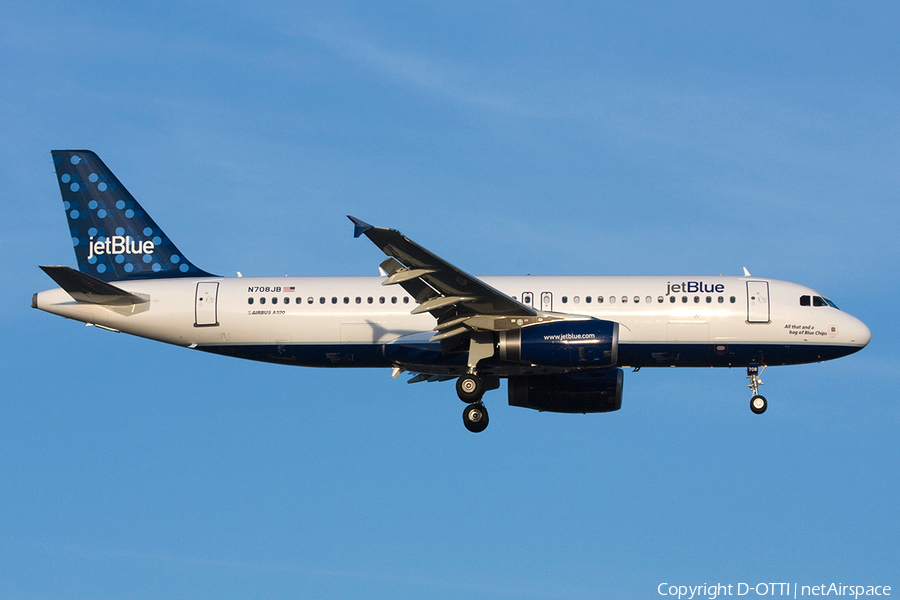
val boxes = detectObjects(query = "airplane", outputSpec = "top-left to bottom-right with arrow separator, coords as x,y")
33,150 -> 871,432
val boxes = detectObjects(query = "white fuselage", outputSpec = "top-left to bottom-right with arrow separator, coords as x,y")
34,274 -> 871,371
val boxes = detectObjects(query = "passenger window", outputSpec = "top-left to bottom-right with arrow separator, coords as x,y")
391,297 -> 397,304
368,297 -> 373,304
319,297 -> 325,304
718,296 -> 724,303
379,297 -> 385,304
800,295 -> 811,306
562,296 -> 568,304
331,297 -> 338,304
694,296 -> 700,303
598,296 -> 604,304
646,296 -> 652,304
634,296 -> 640,303
706,296 -> 712,303
248,297 -> 254,305
585,296 -> 592,304
343,297 -> 350,304
670,296 -> 676,303
261,297 -> 266,305
730,296 -> 736,303
682,296 -> 688,303
307,297 -> 314,304
573,296 -> 580,304
284,297 -> 289,305
355,297 -> 361,304
621,296 -> 628,303
609,296 -> 616,304
272,297 -> 278,304
296,297 -> 301,304
403,297 -> 410,304
657,296 -> 664,303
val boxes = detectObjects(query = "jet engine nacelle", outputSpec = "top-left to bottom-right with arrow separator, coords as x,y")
508,368 -> 624,413
498,319 -> 618,368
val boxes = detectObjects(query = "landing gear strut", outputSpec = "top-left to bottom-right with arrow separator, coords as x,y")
747,364 -> 767,414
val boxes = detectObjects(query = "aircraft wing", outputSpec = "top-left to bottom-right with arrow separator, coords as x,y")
349,216 -> 541,340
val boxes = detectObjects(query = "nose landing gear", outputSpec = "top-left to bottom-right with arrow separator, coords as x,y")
747,364 -> 767,414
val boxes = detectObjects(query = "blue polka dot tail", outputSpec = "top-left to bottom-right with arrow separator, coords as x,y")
51,150 -> 216,281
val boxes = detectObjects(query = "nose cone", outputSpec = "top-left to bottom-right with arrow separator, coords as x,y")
848,315 -> 871,349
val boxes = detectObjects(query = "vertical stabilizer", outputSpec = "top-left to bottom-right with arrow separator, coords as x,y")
51,150 -> 214,281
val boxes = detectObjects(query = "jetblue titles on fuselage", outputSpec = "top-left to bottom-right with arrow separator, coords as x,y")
666,281 -> 726,296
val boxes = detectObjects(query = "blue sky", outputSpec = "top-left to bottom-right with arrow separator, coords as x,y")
2,2 -> 898,598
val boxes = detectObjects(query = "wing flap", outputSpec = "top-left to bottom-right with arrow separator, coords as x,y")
410,295 -> 480,315
382,268 -> 438,286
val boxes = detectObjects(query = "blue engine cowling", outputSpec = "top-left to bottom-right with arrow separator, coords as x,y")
498,319 -> 618,368
508,368 -> 624,413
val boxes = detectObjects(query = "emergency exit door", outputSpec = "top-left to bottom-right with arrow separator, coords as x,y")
195,282 -> 219,327
746,281 -> 770,324
541,292 -> 553,312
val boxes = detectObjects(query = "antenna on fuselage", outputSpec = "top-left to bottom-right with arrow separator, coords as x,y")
742,267 -> 752,277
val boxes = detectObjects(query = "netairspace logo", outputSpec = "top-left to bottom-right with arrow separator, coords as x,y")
657,582 -> 891,599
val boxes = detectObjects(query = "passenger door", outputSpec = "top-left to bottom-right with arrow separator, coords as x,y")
195,282 -> 219,327
746,281 -> 770,323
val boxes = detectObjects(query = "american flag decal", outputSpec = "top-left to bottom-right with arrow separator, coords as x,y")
284,286 -> 295,292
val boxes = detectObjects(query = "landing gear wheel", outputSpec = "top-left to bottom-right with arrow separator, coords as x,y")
457,374 -> 484,403
463,402 -> 489,433
750,395 -> 768,414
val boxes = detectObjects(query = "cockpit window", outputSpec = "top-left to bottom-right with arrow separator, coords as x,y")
802,294 -> 840,310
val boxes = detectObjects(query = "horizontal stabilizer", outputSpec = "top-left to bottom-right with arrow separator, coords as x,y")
40,265 -> 149,305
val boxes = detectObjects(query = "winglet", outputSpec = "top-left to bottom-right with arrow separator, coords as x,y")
347,215 -> 374,238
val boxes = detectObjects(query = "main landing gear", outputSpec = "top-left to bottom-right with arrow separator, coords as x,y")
463,402 -> 489,433
457,373 -> 495,433
456,373 -> 485,403
747,364 -> 767,414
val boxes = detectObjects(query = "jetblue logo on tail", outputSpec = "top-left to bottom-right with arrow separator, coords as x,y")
52,150 -> 215,281
87,236 -> 155,260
